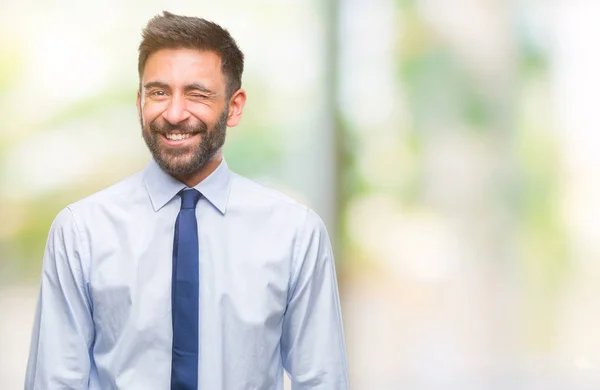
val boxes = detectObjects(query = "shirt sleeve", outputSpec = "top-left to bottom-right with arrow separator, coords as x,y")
25,207 -> 94,389
280,209 -> 349,389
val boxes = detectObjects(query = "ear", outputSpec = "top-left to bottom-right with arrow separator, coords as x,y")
226,89 -> 247,128
136,90 -> 145,128
136,90 -> 142,117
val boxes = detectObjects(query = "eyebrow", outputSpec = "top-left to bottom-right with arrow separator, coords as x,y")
143,81 -> 215,95
184,83 -> 214,95
143,81 -> 170,90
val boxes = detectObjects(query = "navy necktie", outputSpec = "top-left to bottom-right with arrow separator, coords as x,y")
171,189 -> 201,390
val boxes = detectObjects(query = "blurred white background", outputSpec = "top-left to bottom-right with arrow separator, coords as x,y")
2,0 -> 600,388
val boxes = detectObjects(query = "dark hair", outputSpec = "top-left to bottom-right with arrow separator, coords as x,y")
138,11 -> 244,97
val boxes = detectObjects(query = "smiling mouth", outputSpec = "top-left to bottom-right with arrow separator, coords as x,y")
159,132 -> 201,146
164,132 -> 196,141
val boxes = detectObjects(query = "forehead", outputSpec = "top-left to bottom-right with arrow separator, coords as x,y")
142,48 -> 225,91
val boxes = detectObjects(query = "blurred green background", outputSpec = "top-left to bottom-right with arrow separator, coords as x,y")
2,0 -> 600,388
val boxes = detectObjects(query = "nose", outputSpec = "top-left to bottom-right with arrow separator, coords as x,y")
162,94 -> 191,125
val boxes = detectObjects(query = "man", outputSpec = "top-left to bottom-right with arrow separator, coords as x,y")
25,11 -> 348,390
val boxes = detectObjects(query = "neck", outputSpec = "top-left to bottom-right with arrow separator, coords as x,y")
174,150 -> 223,188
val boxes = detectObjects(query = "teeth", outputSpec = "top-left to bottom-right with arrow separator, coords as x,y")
165,133 -> 192,141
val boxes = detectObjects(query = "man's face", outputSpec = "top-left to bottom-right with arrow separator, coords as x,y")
138,48 -> 230,176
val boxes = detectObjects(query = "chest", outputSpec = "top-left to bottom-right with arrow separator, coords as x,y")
86,211 -> 294,339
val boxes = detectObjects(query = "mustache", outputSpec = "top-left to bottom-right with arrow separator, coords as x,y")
149,119 -> 207,135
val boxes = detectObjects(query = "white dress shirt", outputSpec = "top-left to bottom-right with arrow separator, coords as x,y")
25,157 -> 349,389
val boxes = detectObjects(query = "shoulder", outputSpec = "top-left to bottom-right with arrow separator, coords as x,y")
228,172 -> 330,236
66,170 -> 146,214
47,170 -> 147,234
229,172 -> 308,211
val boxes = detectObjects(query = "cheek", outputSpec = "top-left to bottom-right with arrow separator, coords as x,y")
142,103 -> 167,126
188,104 -> 224,126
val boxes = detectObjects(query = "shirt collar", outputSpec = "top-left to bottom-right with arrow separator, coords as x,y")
143,157 -> 232,214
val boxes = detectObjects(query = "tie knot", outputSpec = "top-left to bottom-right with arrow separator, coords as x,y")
179,189 -> 201,210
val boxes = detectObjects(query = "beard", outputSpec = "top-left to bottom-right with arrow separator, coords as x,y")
141,108 -> 228,177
